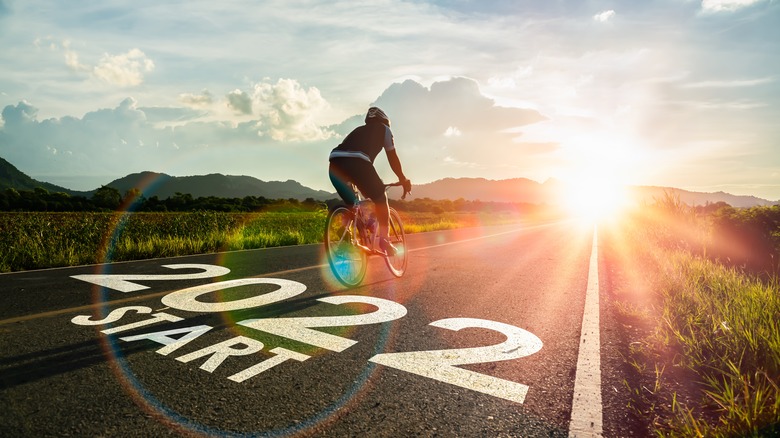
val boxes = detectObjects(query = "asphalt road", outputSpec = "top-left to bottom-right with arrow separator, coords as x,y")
0,220 -> 631,437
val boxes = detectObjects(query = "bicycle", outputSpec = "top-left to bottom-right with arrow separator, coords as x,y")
324,182 -> 408,287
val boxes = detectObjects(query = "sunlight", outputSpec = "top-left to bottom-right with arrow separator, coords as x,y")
554,132 -> 639,223
560,174 -> 630,222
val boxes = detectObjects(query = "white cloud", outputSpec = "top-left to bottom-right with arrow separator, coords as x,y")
92,48 -> 155,87
54,42 -> 155,87
444,126 -> 462,137
62,40 -> 89,72
701,0 -> 765,12
179,89 -> 214,108
226,89 -> 252,115
250,78 -> 333,142
593,10 -> 616,22
0,77 -> 548,191
682,77 -> 776,88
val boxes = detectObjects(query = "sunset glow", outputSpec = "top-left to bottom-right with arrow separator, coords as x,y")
560,175 -> 630,221
1,1 -> 778,201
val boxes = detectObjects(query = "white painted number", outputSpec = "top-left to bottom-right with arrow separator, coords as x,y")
369,318 -> 543,404
69,267 -> 545,400
71,264 -> 230,293
238,295 -> 407,352
161,278 -> 306,313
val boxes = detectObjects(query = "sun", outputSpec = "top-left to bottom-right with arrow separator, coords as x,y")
550,130 -> 644,222
560,174 -> 630,222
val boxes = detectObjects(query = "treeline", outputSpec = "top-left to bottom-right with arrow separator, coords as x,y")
0,186 -> 545,214
647,194 -> 780,276
0,186 -> 323,212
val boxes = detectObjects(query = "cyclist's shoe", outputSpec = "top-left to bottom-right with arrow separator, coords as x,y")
378,237 -> 398,256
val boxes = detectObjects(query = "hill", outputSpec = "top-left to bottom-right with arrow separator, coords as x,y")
0,157 -> 90,196
628,186 -> 774,208
406,177 -> 554,204
406,177 -> 776,207
105,171 -> 335,201
1,156 -> 775,207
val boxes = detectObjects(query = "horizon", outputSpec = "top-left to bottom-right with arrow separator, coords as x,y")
1,1 -> 779,201
4,155 -> 775,206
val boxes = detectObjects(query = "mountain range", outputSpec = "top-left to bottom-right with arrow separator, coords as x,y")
1,156 -> 775,207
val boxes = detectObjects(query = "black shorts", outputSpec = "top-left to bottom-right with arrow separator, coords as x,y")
328,157 -> 386,206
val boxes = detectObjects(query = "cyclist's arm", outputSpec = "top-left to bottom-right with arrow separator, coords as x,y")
386,148 -> 407,184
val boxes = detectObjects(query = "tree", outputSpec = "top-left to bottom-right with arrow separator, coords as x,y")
123,188 -> 145,210
92,186 -> 122,210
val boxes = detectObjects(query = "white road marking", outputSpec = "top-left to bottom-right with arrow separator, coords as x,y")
568,226 -> 603,437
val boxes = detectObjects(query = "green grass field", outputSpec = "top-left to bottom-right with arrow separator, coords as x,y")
0,210 -> 526,273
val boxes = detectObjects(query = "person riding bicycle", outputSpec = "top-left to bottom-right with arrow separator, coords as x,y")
328,106 -> 412,256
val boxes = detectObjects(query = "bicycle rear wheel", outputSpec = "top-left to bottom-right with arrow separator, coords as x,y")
325,206 -> 367,287
384,207 -> 408,277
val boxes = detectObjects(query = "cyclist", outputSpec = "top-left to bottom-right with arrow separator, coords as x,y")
328,106 -> 412,256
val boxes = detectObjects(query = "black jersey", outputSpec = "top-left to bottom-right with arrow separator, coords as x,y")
329,121 -> 394,164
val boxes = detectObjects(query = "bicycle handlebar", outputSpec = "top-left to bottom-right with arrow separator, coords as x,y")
384,181 -> 411,200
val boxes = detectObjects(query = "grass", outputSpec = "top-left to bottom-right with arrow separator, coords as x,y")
658,255 -> 780,437
0,209 -> 528,272
605,204 -> 780,437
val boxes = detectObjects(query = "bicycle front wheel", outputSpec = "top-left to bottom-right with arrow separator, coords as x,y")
324,206 -> 367,287
384,207 -> 408,277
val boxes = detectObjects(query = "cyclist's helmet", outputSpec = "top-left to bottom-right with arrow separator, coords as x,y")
365,106 -> 390,127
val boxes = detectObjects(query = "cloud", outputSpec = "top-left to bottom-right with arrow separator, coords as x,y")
352,77 -> 547,180
92,48 -> 155,87
1,100 -> 38,125
62,40 -> 89,73
0,77 -> 548,191
138,107 -> 207,124
701,0 -> 765,12
227,89 -> 253,115
370,77 -> 545,139
250,78 -> 333,142
179,89 -> 214,108
593,10 -> 616,22
444,126 -> 462,137
57,43 -> 156,87
681,77 -> 776,88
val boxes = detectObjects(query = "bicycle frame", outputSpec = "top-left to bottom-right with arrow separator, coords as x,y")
347,183 -> 388,254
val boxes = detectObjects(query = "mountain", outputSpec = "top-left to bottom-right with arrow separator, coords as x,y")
1,155 -> 775,206
105,171 -> 336,201
406,177 -> 554,204
0,157 -> 334,200
0,157 -> 90,196
629,186 -> 775,208
406,177 -> 776,207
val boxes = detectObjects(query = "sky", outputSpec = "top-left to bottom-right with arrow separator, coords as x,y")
1,0 -> 779,200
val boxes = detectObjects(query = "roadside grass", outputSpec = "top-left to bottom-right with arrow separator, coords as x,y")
0,210 -> 528,272
657,254 -> 780,437
605,202 -> 780,437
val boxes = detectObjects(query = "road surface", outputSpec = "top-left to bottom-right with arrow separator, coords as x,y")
0,221 -> 635,437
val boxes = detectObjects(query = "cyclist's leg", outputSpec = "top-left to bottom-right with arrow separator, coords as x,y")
349,162 -> 388,237
328,159 -> 359,207
350,164 -> 396,255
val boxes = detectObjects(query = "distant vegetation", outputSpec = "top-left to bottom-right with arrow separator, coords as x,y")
0,185 -> 544,215
0,185 -> 545,272
0,186 -> 324,212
